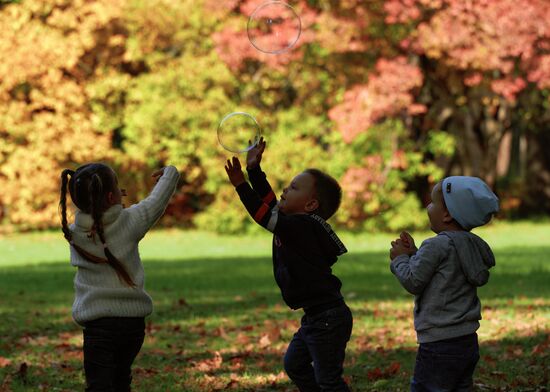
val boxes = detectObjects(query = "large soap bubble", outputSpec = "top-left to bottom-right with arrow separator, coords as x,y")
217,112 -> 262,153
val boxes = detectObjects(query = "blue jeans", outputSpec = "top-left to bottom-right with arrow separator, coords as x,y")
411,333 -> 479,392
83,317 -> 145,392
284,304 -> 353,392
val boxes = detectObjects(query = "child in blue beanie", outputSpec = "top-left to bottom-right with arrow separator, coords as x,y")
390,176 -> 499,391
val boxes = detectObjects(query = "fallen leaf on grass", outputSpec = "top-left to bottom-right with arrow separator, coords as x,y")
17,335 -> 48,347
531,335 -> 550,356
235,332 -> 250,345
50,361 -> 74,373
225,373 -> 240,389
258,334 -> 271,348
367,361 -> 401,381
228,356 -> 245,371
148,348 -> 169,357
481,354 -> 497,368
490,370 -> 506,380
213,326 -> 229,340
263,320 -> 282,341
134,367 -> 159,377
0,357 -> 12,367
253,371 -> 286,386
0,374 -> 13,390
145,321 -> 162,334
200,374 -> 227,390
177,298 -> 190,307
195,351 -> 223,373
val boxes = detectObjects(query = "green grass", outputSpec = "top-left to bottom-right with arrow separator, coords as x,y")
0,222 -> 549,391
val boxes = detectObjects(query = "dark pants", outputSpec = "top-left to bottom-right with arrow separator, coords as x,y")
284,304 -> 353,392
83,317 -> 145,392
411,333 -> 479,392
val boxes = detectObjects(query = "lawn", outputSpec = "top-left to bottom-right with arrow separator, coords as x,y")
0,222 -> 549,391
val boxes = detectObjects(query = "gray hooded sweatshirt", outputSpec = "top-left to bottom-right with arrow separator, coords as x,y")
390,231 -> 495,343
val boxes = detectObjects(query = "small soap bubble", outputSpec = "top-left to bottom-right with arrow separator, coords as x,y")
247,1 -> 301,54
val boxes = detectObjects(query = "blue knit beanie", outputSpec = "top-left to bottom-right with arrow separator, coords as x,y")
442,176 -> 499,230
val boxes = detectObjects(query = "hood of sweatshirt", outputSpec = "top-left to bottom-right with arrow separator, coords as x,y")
309,214 -> 347,265
442,231 -> 495,286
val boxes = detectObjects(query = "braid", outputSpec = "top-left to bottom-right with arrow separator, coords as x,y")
89,174 -> 103,238
89,174 -> 136,287
60,169 -> 75,243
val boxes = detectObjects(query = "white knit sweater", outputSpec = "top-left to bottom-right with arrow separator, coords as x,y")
69,166 -> 180,325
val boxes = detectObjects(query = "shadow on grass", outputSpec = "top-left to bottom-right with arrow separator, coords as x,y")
1,330 -> 547,391
347,331 -> 549,391
1,248 -> 549,326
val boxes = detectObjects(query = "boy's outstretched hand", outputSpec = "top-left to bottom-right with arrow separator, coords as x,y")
390,231 -> 418,260
246,137 -> 266,169
225,156 -> 246,187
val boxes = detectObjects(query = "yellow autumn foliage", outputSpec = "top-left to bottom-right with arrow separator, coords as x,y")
0,0 -> 124,230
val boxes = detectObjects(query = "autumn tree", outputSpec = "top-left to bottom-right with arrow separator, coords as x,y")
212,0 -> 550,222
328,0 -> 550,210
1,0 -> 548,231
0,0 -> 125,229
0,0 -> 238,230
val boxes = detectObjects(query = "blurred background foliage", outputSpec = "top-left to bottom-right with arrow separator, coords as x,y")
0,0 -> 549,233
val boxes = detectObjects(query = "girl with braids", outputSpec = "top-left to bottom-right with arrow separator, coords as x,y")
60,162 -> 179,392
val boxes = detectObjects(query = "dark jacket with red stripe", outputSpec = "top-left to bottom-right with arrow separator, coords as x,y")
235,165 -> 348,310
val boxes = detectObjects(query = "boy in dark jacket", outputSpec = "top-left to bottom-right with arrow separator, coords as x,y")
225,138 -> 352,392
390,176 -> 499,391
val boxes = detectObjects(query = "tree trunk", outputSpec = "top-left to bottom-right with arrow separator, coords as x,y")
522,128 -> 550,214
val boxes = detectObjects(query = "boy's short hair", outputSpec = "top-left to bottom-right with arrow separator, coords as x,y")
304,168 -> 342,220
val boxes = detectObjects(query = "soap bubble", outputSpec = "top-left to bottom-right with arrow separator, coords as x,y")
247,1 -> 301,54
217,112 -> 262,153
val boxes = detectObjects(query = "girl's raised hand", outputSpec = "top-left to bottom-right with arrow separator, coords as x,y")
246,137 -> 266,169
151,168 -> 165,182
